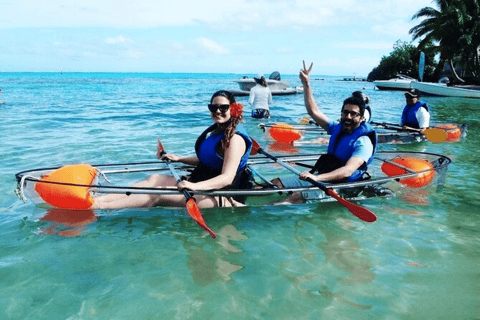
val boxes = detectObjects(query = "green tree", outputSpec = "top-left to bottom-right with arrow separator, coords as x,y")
410,0 -> 480,83
459,0 -> 480,80
367,40 -> 436,81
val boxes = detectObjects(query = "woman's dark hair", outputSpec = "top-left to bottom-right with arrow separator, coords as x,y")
254,76 -> 268,87
210,90 -> 243,149
342,96 -> 366,116
351,91 -> 370,105
351,91 -> 371,121
210,90 -> 235,105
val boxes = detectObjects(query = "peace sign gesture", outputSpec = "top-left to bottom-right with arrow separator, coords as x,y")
299,60 -> 313,86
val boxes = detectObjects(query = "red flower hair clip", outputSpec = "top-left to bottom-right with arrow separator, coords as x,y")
230,102 -> 243,117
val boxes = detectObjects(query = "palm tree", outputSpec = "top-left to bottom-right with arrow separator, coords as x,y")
460,0 -> 480,79
409,0 -> 469,82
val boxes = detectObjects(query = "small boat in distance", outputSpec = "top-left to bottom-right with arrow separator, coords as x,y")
235,71 -> 290,91
373,74 -> 417,91
411,81 -> 480,99
228,71 -> 303,96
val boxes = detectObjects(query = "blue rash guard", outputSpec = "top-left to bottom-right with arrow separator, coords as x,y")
189,123 -> 253,193
311,122 -> 377,182
401,101 -> 428,129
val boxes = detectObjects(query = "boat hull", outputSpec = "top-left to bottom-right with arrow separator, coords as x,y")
411,82 -> 480,98
235,79 -> 290,91
373,79 -> 414,91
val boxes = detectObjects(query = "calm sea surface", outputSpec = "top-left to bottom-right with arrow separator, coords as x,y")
1,73 -> 479,319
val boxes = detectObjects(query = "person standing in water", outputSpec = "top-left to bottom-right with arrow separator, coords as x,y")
249,74 -> 273,119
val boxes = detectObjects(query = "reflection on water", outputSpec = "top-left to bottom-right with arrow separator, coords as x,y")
38,208 -> 97,237
401,189 -> 430,205
267,141 -> 300,154
181,224 -> 246,286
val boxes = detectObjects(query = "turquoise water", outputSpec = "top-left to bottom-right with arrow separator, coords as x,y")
1,73 -> 479,319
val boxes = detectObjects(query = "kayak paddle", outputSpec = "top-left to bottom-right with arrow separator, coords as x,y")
268,121 -> 447,144
157,138 -> 216,238
250,138 -> 377,222
370,121 -> 447,143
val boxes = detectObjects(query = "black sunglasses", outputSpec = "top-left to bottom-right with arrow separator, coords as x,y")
341,110 -> 361,118
208,104 -> 230,113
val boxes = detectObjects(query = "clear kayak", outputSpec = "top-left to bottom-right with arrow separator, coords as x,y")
259,122 -> 468,145
15,151 -> 452,209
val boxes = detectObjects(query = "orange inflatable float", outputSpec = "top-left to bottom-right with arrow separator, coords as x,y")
436,124 -> 461,142
381,157 -> 435,188
35,164 -> 97,209
268,124 -> 302,143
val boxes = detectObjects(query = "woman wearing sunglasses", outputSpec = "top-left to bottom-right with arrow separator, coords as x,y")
93,90 -> 253,209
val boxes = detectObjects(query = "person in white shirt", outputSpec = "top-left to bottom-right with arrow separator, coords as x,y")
249,74 -> 273,119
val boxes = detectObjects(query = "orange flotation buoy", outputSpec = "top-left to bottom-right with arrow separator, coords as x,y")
35,164 -> 97,209
436,124 -> 461,142
381,157 -> 435,188
268,124 -> 302,143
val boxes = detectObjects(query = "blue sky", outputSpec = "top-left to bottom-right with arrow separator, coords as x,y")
0,0 -> 435,76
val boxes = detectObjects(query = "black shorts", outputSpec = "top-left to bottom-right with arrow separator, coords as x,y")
251,109 -> 270,119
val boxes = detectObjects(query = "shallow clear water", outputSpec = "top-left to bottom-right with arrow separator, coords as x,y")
1,73 -> 479,319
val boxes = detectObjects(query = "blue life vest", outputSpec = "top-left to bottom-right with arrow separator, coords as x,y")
401,101 -> 428,129
321,122 -> 377,182
195,123 -> 252,171
189,123 -> 253,194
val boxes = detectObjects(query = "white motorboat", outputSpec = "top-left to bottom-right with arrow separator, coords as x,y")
229,71 -> 302,96
234,71 -> 291,91
373,74 -> 417,91
411,81 -> 480,99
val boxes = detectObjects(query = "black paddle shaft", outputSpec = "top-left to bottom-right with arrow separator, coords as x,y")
257,147 -> 329,193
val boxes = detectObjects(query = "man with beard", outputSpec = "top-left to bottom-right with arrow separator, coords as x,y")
298,61 -> 376,183
271,62 -> 377,203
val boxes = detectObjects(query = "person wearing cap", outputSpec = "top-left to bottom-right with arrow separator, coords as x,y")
401,89 -> 430,131
249,74 -> 273,119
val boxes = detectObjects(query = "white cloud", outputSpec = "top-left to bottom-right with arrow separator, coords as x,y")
371,19 -> 417,38
336,41 -> 394,51
105,36 -> 132,45
193,37 -> 230,55
0,0 -> 434,29
0,0 -> 439,74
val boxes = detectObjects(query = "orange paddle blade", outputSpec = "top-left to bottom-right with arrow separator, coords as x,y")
157,138 -> 166,154
326,189 -> 377,222
435,124 -> 462,142
423,128 -> 448,143
186,198 -> 216,238
251,138 -> 261,155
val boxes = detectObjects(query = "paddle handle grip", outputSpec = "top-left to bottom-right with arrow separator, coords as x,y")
160,151 -> 193,199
